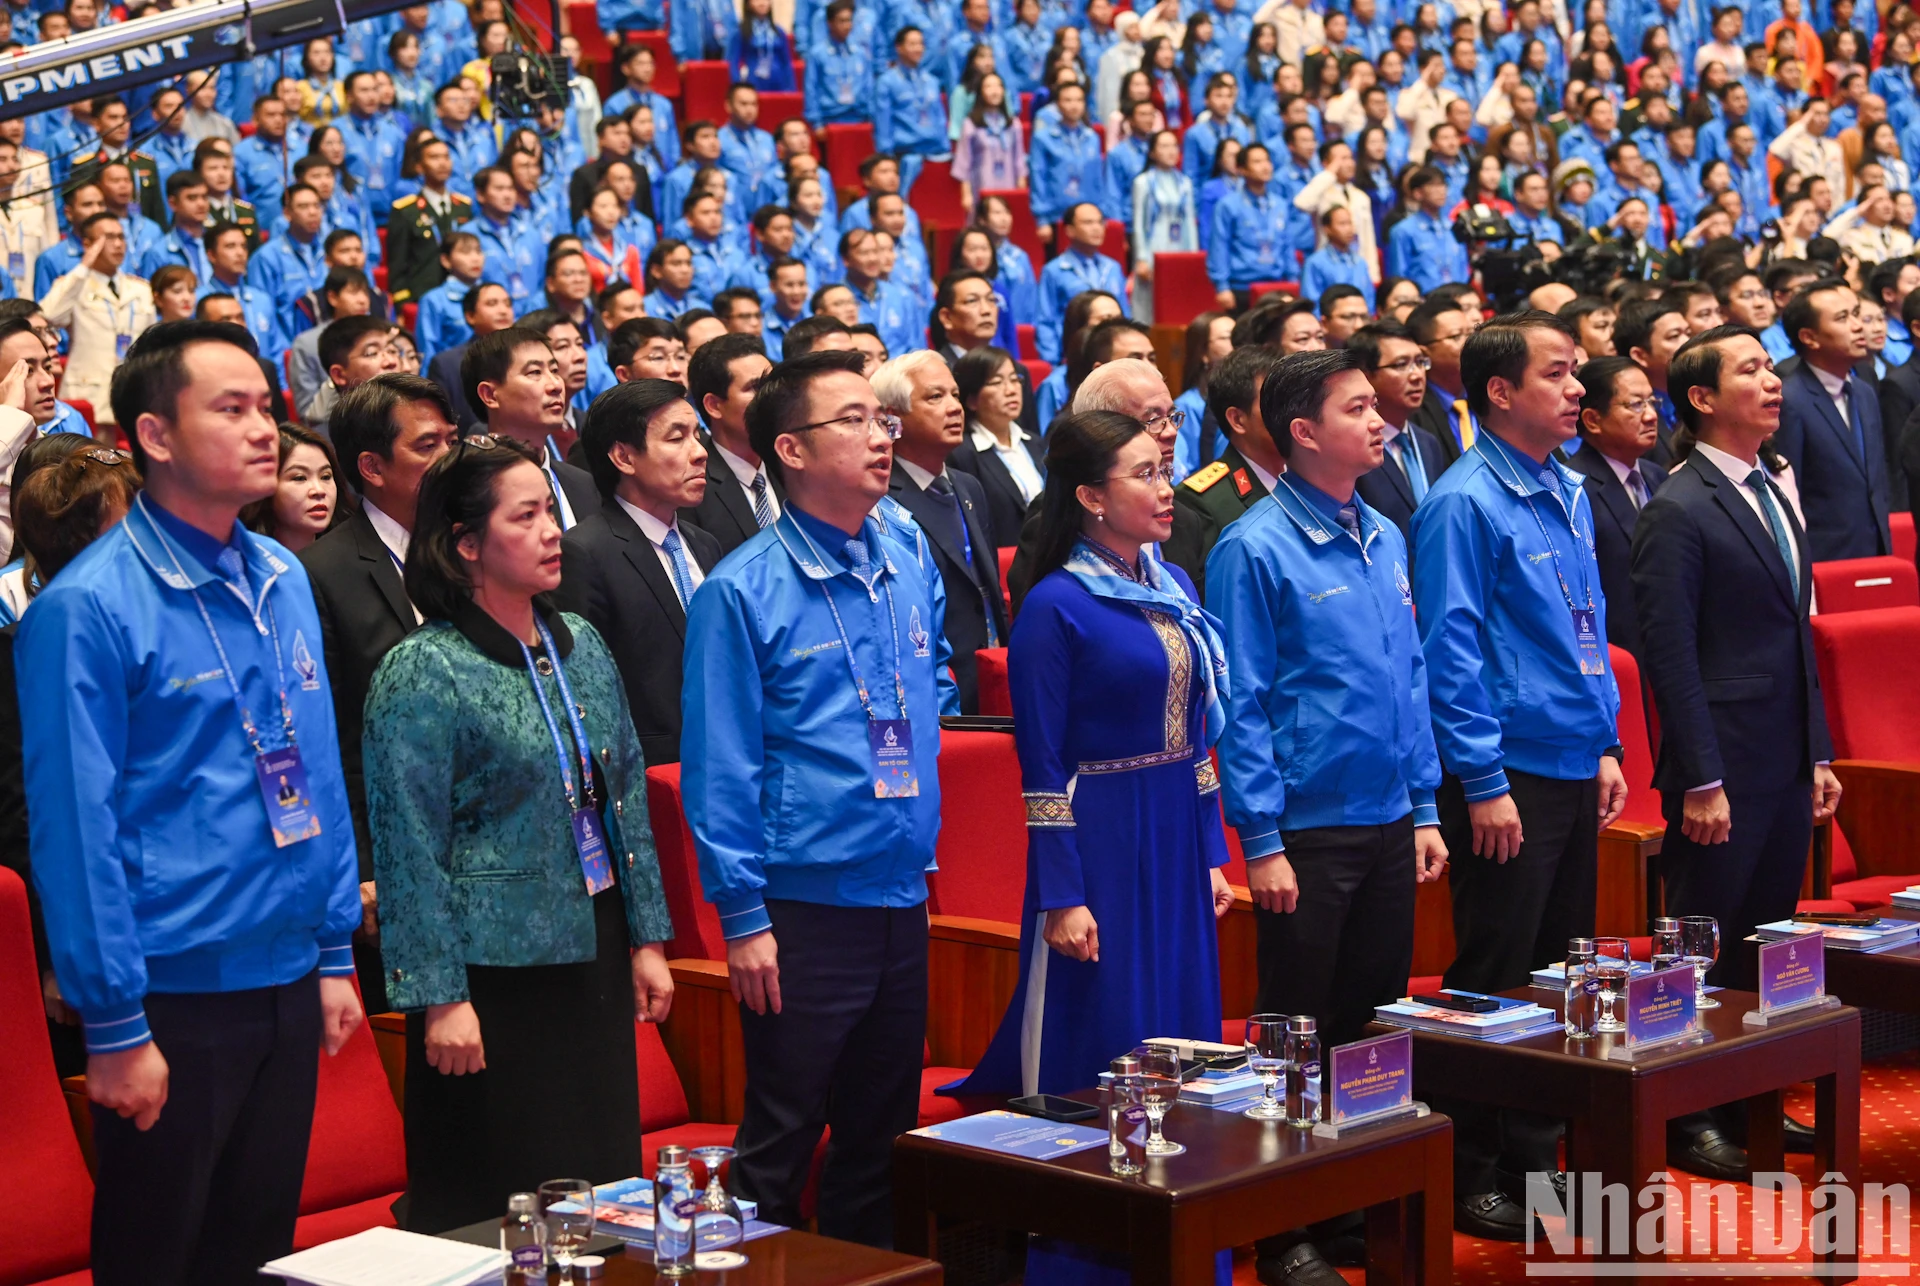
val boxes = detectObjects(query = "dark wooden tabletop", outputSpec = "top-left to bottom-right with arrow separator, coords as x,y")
435,1226 -> 941,1285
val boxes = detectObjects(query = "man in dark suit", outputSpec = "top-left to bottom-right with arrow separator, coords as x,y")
1773,279 -> 1893,561
1614,295 -> 1690,468
299,373 -> 458,1013
878,351 -> 1008,713
1879,289 -> 1920,509
930,269 -> 1041,440
684,332 -> 780,555
1165,345 -> 1282,593
462,326 -> 599,529
428,281 -> 518,430
558,378 -> 723,767
1352,321 -> 1449,540
1563,355 -> 1667,657
1631,325 -> 1841,1174
1406,299 -> 1479,462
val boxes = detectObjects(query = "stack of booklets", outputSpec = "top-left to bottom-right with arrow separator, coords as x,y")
1889,887 -> 1920,911
564,1176 -> 784,1248
259,1227 -> 505,1286
1374,992 -> 1563,1042
1755,917 -> 1920,952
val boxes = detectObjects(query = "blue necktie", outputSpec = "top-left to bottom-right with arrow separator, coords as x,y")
843,537 -> 877,591
1843,381 -> 1867,462
1746,468 -> 1802,604
1336,504 -> 1363,542
215,545 -> 251,599
661,526 -> 696,609
1393,433 -> 1428,502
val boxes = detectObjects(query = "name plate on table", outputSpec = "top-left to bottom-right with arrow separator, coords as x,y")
1313,1030 -> 1424,1138
1744,936 -> 1843,1027
1605,964 -> 1704,1061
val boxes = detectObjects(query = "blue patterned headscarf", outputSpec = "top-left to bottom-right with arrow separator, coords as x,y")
1064,538 -> 1230,747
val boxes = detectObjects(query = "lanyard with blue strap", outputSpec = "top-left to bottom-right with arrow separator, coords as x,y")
516,616 -> 616,894
144,495 -> 322,848
1479,436 -> 1605,676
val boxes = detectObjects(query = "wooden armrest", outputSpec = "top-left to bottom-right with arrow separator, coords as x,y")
1215,885 -> 1258,1022
61,1075 -> 93,1174
1830,760 -> 1920,880
929,915 -> 1022,1068
668,957 -> 733,988
659,956 -> 746,1125
368,1012 -> 407,1112
928,915 -> 1021,948
1597,822 -> 1662,937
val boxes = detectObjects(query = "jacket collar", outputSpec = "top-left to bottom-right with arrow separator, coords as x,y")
774,505 -> 901,582
1269,471 -> 1386,552
124,493 -> 290,616
448,595 -> 574,667
1476,429 -> 1583,501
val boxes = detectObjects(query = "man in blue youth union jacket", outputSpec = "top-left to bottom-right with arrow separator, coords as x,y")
1211,347 -> 1450,1286
1409,310 -> 1626,1243
683,348 -> 959,1250
19,321 -> 362,1286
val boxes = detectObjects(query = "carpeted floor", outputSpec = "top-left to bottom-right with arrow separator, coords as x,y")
1227,1052 -> 1920,1285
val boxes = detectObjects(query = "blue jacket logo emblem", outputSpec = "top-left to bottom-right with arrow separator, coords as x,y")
1395,562 -> 1412,606
292,631 -> 320,690
908,606 -> 931,657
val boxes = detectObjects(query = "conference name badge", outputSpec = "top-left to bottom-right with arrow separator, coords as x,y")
255,746 -> 323,848
572,806 -> 617,895
1571,607 -> 1604,676
869,717 -> 919,798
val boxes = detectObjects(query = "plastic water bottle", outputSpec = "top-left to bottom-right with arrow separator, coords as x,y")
501,1192 -> 545,1285
1285,1016 -> 1321,1128
654,1145 -> 698,1278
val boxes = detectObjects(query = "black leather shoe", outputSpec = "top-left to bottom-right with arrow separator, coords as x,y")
1498,1167 -> 1567,1206
1668,1127 -> 1750,1181
1454,1191 -> 1547,1242
1318,1232 -> 1367,1268
1783,1112 -> 1817,1154
1255,1241 -> 1348,1286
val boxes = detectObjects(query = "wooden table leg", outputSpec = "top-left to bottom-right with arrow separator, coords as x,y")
1364,1199 -> 1408,1286
1421,1121 -> 1453,1286
1746,1087 -> 1785,1178
1815,1019 -> 1863,1286
1627,1082 -> 1669,1281
891,1149 -> 934,1260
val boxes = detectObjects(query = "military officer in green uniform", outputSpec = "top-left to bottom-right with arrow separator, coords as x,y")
386,136 -> 472,305
1164,346 -> 1284,596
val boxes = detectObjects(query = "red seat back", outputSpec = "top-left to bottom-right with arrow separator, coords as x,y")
1811,556 -> 1920,614
1152,251 -> 1213,327
1893,511 -> 1915,563
929,730 -> 1027,922
824,123 -> 875,199
629,31 -> 679,97
680,61 -> 731,126
1811,606 -> 1920,760
564,0 -> 611,63
1249,281 -> 1298,302
909,158 -> 968,230
1020,357 -> 1052,388
1016,324 -> 1038,360
981,188 -> 1042,272
635,1020 -> 692,1132
1100,218 -> 1128,265
1609,645 -> 1662,829
0,869 -> 92,1286
975,647 -> 1010,716
299,981 -> 407,1215
757,92 -> 806,129
645,765 -> 727,960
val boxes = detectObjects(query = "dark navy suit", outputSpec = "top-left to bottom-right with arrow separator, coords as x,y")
1356,422 -> 1449,542
1562,443 -> 1667,659
1773,361 -> 1891,561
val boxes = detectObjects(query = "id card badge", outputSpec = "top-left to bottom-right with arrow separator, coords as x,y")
115,332 -> 132,361
1571,608 -> 1605,676
7,251 -> 22,280
571,806 -> 617,895
868,718 -> 920,798
255,746 -> 324,848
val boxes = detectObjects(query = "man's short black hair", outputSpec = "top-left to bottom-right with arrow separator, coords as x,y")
1318,283 -> 1365,315
1345,319 -> 1416,371
582,378 -> 692,499
164,168 -> 206,200
782,313 -> 853,360
712,286 -> 761,322
517,307 -> 580,339
1260,348 -> 1365,460
1782,277 -> 1851,354
746,349 -> 867,484
1869,256 -> 1912,307
688,331 -> 768,427
609,316 -> 677,372
1460,309 -> 1580,421
595,280 -> 640,315
674,309 -> 718,343
1082,316 -> 1152,366
110,320 -> 261,469
1668,323 -> 1763,433
460,326 -> 552,425
1205,345 -> 1279,440
319,314 -> 395,383
1764,258 -> 1816,294
330,373 -> 453,493
1613,295 -> 1684,362
463,281 -> 508,318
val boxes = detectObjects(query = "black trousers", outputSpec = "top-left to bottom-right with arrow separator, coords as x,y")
1660,780 -> 1813,992
1437,769 -> 1598,1197
1255,816 -> 1418,1050
91,973 -> 321,1286
733,899 -> 928,1249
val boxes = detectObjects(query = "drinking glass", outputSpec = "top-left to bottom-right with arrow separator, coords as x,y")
690,1145 -> 745,1261
1592,937 -> 1631,1033
537,1178 -> 595,1284
1133,1044 -> 1185,1155
1244,1014 -> 1288,1120
1681,915 -> 1721,1009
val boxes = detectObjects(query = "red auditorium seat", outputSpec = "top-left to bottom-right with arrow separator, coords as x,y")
907,158 -> 967,230
399,302 -> 419,337
1020,357 -> 1052,388
372,263 -> 387,293
637,1020 -> 738,1175
1016,324 -> 1038,360
564,0 -> 611,62
628,31 -> 679,97
645,764 -> 727,961
1597,645 -> 1664,936
1152,252 -> 1214,327
64,400 -> 94,434
1099,218 -> 1128,266
1809,605 -> 1920,903
1811,556 -> 1920,613
757,91 -> 805,127
928,729 -> 1027,923
680,61 -> 731,125
291,985 -> 408,1249
981,188 -> 1042,270
1248,281 -> 1298,302
975,647 -> 1010,716
823,123 -> 875,198
0,869 -> 93,1286
1894,511 -> 1916,562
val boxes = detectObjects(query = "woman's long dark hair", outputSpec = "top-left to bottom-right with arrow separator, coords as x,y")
953,344 -> 1016,416
241,423 -> 352,538
1032,410 -> 1149,583
404,436 -> 543,621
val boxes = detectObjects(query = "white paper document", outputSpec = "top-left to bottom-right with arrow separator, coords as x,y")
259,1226 -> 508,1286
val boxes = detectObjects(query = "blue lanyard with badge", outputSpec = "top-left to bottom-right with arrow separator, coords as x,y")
518,616 -> 617,895
1481,439 -> 1605,677
809,527 -> 920,798
151,504 -> 322,848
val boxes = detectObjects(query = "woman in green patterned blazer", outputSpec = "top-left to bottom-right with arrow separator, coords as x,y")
364,435 -> 677,1233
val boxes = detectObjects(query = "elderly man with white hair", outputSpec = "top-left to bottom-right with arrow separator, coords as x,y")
876,349 -> 1010,712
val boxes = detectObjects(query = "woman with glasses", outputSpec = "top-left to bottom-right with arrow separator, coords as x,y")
363,437 -> 676,1232
952,408 -> 1234,1285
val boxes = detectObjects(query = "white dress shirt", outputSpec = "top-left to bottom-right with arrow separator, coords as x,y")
969,420 -> 1045,506
715,440 -> 780,522
1599,450 -> 1650,508
361,497 -> 423,624
617,494 -> 706,605
1807,361 -> 1854,432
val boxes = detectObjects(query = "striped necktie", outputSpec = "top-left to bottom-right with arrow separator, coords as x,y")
750,472 -> 774,529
